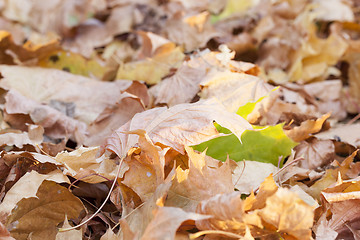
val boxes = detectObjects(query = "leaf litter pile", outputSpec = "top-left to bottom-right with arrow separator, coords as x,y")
1,0 -> 360,239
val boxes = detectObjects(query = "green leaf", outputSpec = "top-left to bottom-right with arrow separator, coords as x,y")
192,123 -> 298,166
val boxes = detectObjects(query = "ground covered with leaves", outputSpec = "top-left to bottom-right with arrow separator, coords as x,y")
0,0 -> 360,239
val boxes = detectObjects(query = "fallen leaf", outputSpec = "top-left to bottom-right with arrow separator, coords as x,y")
294,137 -> 335,170
141,206 -> 208,240
55,216 -> 82,240
257,187 -> 314,239
199,70 -> 274,112
193,123 -> 298,166
6,180 -> 85,240
53,146 -> 119,184
285,113 -> 330,142
0,124 -> 44,148
0,65 -> 135,124
232,160 -> 277,194
116,43 -> 185,85
0,170 -> 69,217
166,147 -> 234,211
104,99 -> 252,158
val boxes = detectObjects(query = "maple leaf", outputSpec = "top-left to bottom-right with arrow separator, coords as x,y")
199,70 -> 274,112
193,123 -> 298,166
6,181 -> 85,240
165,147 -> 234,211
104,99 -> 252,158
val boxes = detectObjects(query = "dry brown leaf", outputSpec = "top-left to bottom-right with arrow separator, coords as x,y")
285,113 -> 330,142
6,180 -> 85,240
0,170 -> 69,217
149,50 -> 209,106
55,216 -> 82,240
166,147 -> 234,211
84,92 -> 145,147
104,99 -> 252,158
314,177 -> 360,239
257,187 -> 314,239
0,124 -> 44,148
0,31 -> 60,64
141,207 -> 208,240
163,11 -> 218,52
195,192 -> 263,237
294,137 -> 335,170
121,130 -> 166,202
4,90 -> 87,142
53,146 -> 120,184
120,181 -> 172,239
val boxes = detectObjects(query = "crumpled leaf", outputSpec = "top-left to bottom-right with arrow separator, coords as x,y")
166,147 -> 234,211
84,92 -> 145,147
314,176 -> 360,239
6,180 -> 85,240
121,130 -> 166,202
141,206 -> 209,240
4,90 -> 87,143
0,124 -> 44,148
52,146 -> 119,184
196,175 -> 314,239
193,123 -> 298,166
257,187 -> 314,239
285,113 -> 330,142
104,99 -> 252,158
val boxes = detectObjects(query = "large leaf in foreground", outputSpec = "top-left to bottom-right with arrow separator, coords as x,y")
193,124 -> 298,166
104,99 -> 252,158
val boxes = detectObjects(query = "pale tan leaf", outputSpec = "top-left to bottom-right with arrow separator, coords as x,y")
6,181 -> 85,240
105,99 -> 251,158
121,130 -> 166,202
54,146 -> 120,184
166,147 -> 234,211
0,65 -> 135,124
316,123 -> 360,147
120,181 -> 172,239
0,170 -> 69,217
55,216 -> 82,240
258,188 -> 314,239
199,70 -> 274,112
285,113 -> 330,142
0,124 -> 43,148
232,161 -> 277,194
84,92 -> 145,147
195,192 -> 263,236
141,207 -> 209,240
294,137 -> 335,170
